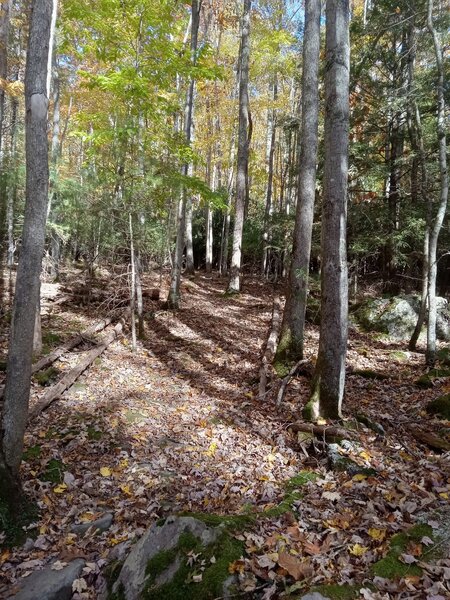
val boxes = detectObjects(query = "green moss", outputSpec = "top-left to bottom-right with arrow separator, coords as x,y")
87,426 -> 103,440
426,394 -> 450,419
23,445 -> 42,461
351,369 -> 389,380
372,524 -> 434,579
143,528 -> 243,600
177,512 -> 255,529
415,368 -> 450,388
390,351 -> 409,362
302,399 -> 315,422
40,458 -> 64,484
42,332 -> 62,347
33,366 -> 60,386
0,497 -> 38,548
309,584 -> 360,599
285,471 -> 318,491
437,348 -> 450,366
273,330 -> 303,379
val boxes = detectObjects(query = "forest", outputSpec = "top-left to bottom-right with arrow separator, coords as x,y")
0,0 -> 449,598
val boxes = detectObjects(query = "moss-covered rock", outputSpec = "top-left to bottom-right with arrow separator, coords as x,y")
111,516 -> 243,600
39,458 -> 64,484
372,523 -> 435,579
426,393 -> 450,419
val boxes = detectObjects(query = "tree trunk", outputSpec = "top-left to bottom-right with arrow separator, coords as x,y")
0,0 -> 56,511
275,0 -> 321,371
167,0 -> 200,308
426,0 -> 448,366
6,97 -> 18,271
135,252 -> 145,339
227,0 -> 251,293
309,0 -> 350,420
129,213 -> 137,352
261,78 -> 277,277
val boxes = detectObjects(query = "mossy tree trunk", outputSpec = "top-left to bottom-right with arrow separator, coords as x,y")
309,0 -> 350,420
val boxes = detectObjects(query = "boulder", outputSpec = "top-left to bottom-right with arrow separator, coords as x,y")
354,295 -> 450,341
10,559 -> 85,600
426,393 -> 450,419
111,515 -> 243,600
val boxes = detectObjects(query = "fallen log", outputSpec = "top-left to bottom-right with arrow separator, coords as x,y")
288,421 -> 351,442
29,321 -> 123,420
258,296 -> 282,400
407,425 -> 450,452
32,316 -> 113,374
276,359 -> 309,406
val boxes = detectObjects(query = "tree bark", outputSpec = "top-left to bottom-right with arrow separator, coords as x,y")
227,0 -> 251,293
167,0 -> 201,308
261,78 -> 277,277
275,0 -> 321,370
0,0 -> 57,510
425,0 -> 448,366
309,0 -> 350,420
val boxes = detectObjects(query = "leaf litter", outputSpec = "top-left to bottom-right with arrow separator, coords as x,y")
0,273 -> 449,599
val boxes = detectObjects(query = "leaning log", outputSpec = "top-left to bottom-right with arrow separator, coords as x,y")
407,425 -> 450,452
29,321 -> 123,420
258,296 -> 282,399
288,421 -> 350,442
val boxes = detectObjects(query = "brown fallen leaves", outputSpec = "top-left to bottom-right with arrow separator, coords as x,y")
0,274 -> 449,600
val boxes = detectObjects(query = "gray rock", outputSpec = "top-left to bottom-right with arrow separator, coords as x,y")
113,516 -> 221,600
300,594 -> 332,600
72,512 -> 113,536
10,559 -> 85,600
354,295 -> 450,341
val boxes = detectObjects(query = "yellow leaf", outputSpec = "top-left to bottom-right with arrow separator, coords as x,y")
352,473 -> 368,482
266,453 -> 276,463
439,492 -> 448,500
205,441 -> 218,457
79,512 -> 95,523
120,484 -> 132,496
317,418 -> 327,426
359,450 -> 371,461
100,467 -> 112,477
53,483 -> 67,494
349,544 -> 368,556
368,528 -> 386,542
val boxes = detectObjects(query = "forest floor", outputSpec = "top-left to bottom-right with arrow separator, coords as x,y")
0,270 -> 449,599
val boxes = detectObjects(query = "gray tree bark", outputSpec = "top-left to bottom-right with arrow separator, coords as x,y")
167,0 -> 201,308
309,0 -> 350,420
274,0 -> 321,372
227,0 -> 251,293
261,78 -> 277,278
426,0 -> 448,365
0,0 -> 56,509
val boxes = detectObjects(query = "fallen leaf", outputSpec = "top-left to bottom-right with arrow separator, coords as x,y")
100,467 -> 112,477
349,544 -> 368,556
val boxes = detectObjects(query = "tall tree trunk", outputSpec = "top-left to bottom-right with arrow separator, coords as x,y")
261,78 -> 277,277
167,0 -> 200,308
0,0 -> 56,511
274,0 -> 321,372
0,0 -> 11,158
309,0 -> 350,420
426,0 -> 448,366
6,96 -> 18,271
129,213 -> 137,352
227,0 -> 251,293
